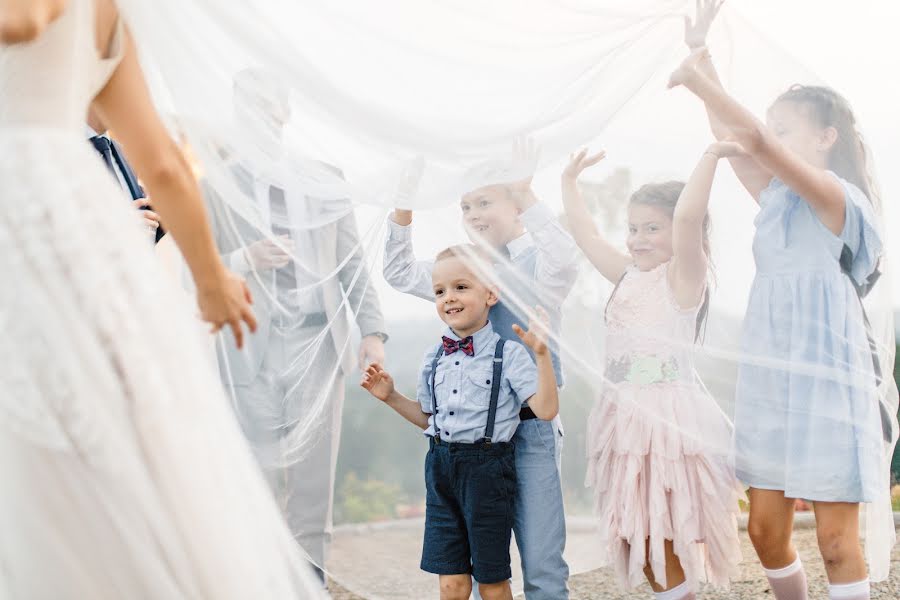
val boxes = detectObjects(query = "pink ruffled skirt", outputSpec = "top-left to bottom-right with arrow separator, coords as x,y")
585,381 -> 744,590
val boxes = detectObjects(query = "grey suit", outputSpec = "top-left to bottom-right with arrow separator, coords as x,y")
205,165 -> 385,571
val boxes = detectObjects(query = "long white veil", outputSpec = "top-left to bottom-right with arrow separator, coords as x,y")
115,0 -> 898,596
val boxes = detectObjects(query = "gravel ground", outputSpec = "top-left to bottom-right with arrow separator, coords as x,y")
327,524 -> 900,599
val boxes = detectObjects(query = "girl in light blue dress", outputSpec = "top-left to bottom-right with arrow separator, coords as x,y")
669,31 -> 885,600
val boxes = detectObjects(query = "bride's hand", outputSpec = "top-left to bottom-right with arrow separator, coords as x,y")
196,268 -> 258,349
0,0 -> 67,44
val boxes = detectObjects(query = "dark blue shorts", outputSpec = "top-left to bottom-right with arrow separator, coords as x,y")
420,436 -> 517,584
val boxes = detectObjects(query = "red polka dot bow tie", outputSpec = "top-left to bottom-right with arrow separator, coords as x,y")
442,335 -> 474,356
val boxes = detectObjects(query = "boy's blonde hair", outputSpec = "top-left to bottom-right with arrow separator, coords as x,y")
435,245 -> 496,287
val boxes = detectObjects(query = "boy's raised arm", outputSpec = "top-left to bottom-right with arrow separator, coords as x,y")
383,209 -> 436,302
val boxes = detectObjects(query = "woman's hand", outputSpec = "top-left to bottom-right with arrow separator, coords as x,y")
562,148 -> 606,183
196,268 -> 258,350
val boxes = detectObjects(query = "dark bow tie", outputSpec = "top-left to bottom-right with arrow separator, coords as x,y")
442,335 -> 474,356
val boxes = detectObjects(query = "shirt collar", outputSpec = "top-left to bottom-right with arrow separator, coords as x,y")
443,321 -> 495,355
505,231 -> 533,260
85,125 -> 105,139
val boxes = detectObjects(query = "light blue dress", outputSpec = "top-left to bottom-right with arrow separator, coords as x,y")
734,173 -> 883,502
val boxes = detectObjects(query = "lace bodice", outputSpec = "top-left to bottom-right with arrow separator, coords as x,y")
604,262 -> 703,384
0,0 -> 123,131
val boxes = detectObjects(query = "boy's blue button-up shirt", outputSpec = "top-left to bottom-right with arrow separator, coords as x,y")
416,322 -> 537,443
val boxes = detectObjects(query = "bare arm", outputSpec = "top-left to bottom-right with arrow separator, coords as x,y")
383,390 -> 431,430
511,309 -> 559,420
672,54 -> 846,234
683,0 -> 773,199
0,0 -> 66,43
90,5 -> 256,346
560,150 -> 631,284
670,144 -> 741,308
361,364 -> 430,430
522,349 -> 559,420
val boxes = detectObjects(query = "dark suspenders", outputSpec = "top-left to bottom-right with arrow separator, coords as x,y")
429,338 -> 506,443
485,340 -> 506,442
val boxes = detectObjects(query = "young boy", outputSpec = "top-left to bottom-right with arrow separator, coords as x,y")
362,246 -> 559,600
383,162 -> 576,599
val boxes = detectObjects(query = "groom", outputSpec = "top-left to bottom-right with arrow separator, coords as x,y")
206,68 -> 388,583
87,107 -> 165,243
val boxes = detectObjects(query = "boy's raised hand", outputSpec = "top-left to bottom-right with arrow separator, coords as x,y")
512,306 -> 551,356
396,155 -> 425,202
361,363 -> 396,402
684,0 -> 725,49
563,148 -> 606,182
508,136 -> 540,196
391,155 -> 424,226
391,208 -> 413,226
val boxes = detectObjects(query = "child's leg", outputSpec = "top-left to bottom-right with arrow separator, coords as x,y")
642,539 -> 689,594
812,501 -> 869,599
747,488 -> 798,567
476,580 -> 513,600
510,420 -> 569,600
462,443 -> 517,598
747,488 -> 808,600
439,575 -> 472,600
421,443 -> 475,589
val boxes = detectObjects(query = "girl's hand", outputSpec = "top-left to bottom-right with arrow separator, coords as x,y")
684,0 -> 725,49
361,363 -> 396,402
563,148 -> 606,182
667,47 -> 710,89
512,306 -> 551,356
707,140 -> 747,158
197,268 -> 258,350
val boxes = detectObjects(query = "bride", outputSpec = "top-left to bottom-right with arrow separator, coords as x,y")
0,0 -> 324,597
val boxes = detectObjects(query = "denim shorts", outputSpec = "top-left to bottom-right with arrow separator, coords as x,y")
420,436 -> 517,584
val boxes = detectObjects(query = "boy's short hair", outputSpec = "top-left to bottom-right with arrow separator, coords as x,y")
435,244 -> 496,286
435,244 -> 490,263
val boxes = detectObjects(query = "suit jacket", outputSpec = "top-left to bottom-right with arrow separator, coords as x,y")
89,134 -> 166,244
204,165 -> 385,385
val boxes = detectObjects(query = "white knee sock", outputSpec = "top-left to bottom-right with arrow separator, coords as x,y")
763,554 -> 808,600
828,579 -> 870,600
654,580 -> 695,600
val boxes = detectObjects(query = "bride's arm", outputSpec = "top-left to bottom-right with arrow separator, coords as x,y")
90,10 -> 257,348
0,0 -> 67,43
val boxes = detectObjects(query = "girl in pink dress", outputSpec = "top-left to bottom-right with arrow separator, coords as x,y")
562,146 -> 744,599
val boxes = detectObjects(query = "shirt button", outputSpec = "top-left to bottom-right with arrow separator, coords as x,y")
449,411 -> 455,416
486,379 -> 491,384
455,361 -> 460,365
453,389 -> 457,394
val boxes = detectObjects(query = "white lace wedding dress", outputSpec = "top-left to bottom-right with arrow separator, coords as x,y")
0,1 -> 323,598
